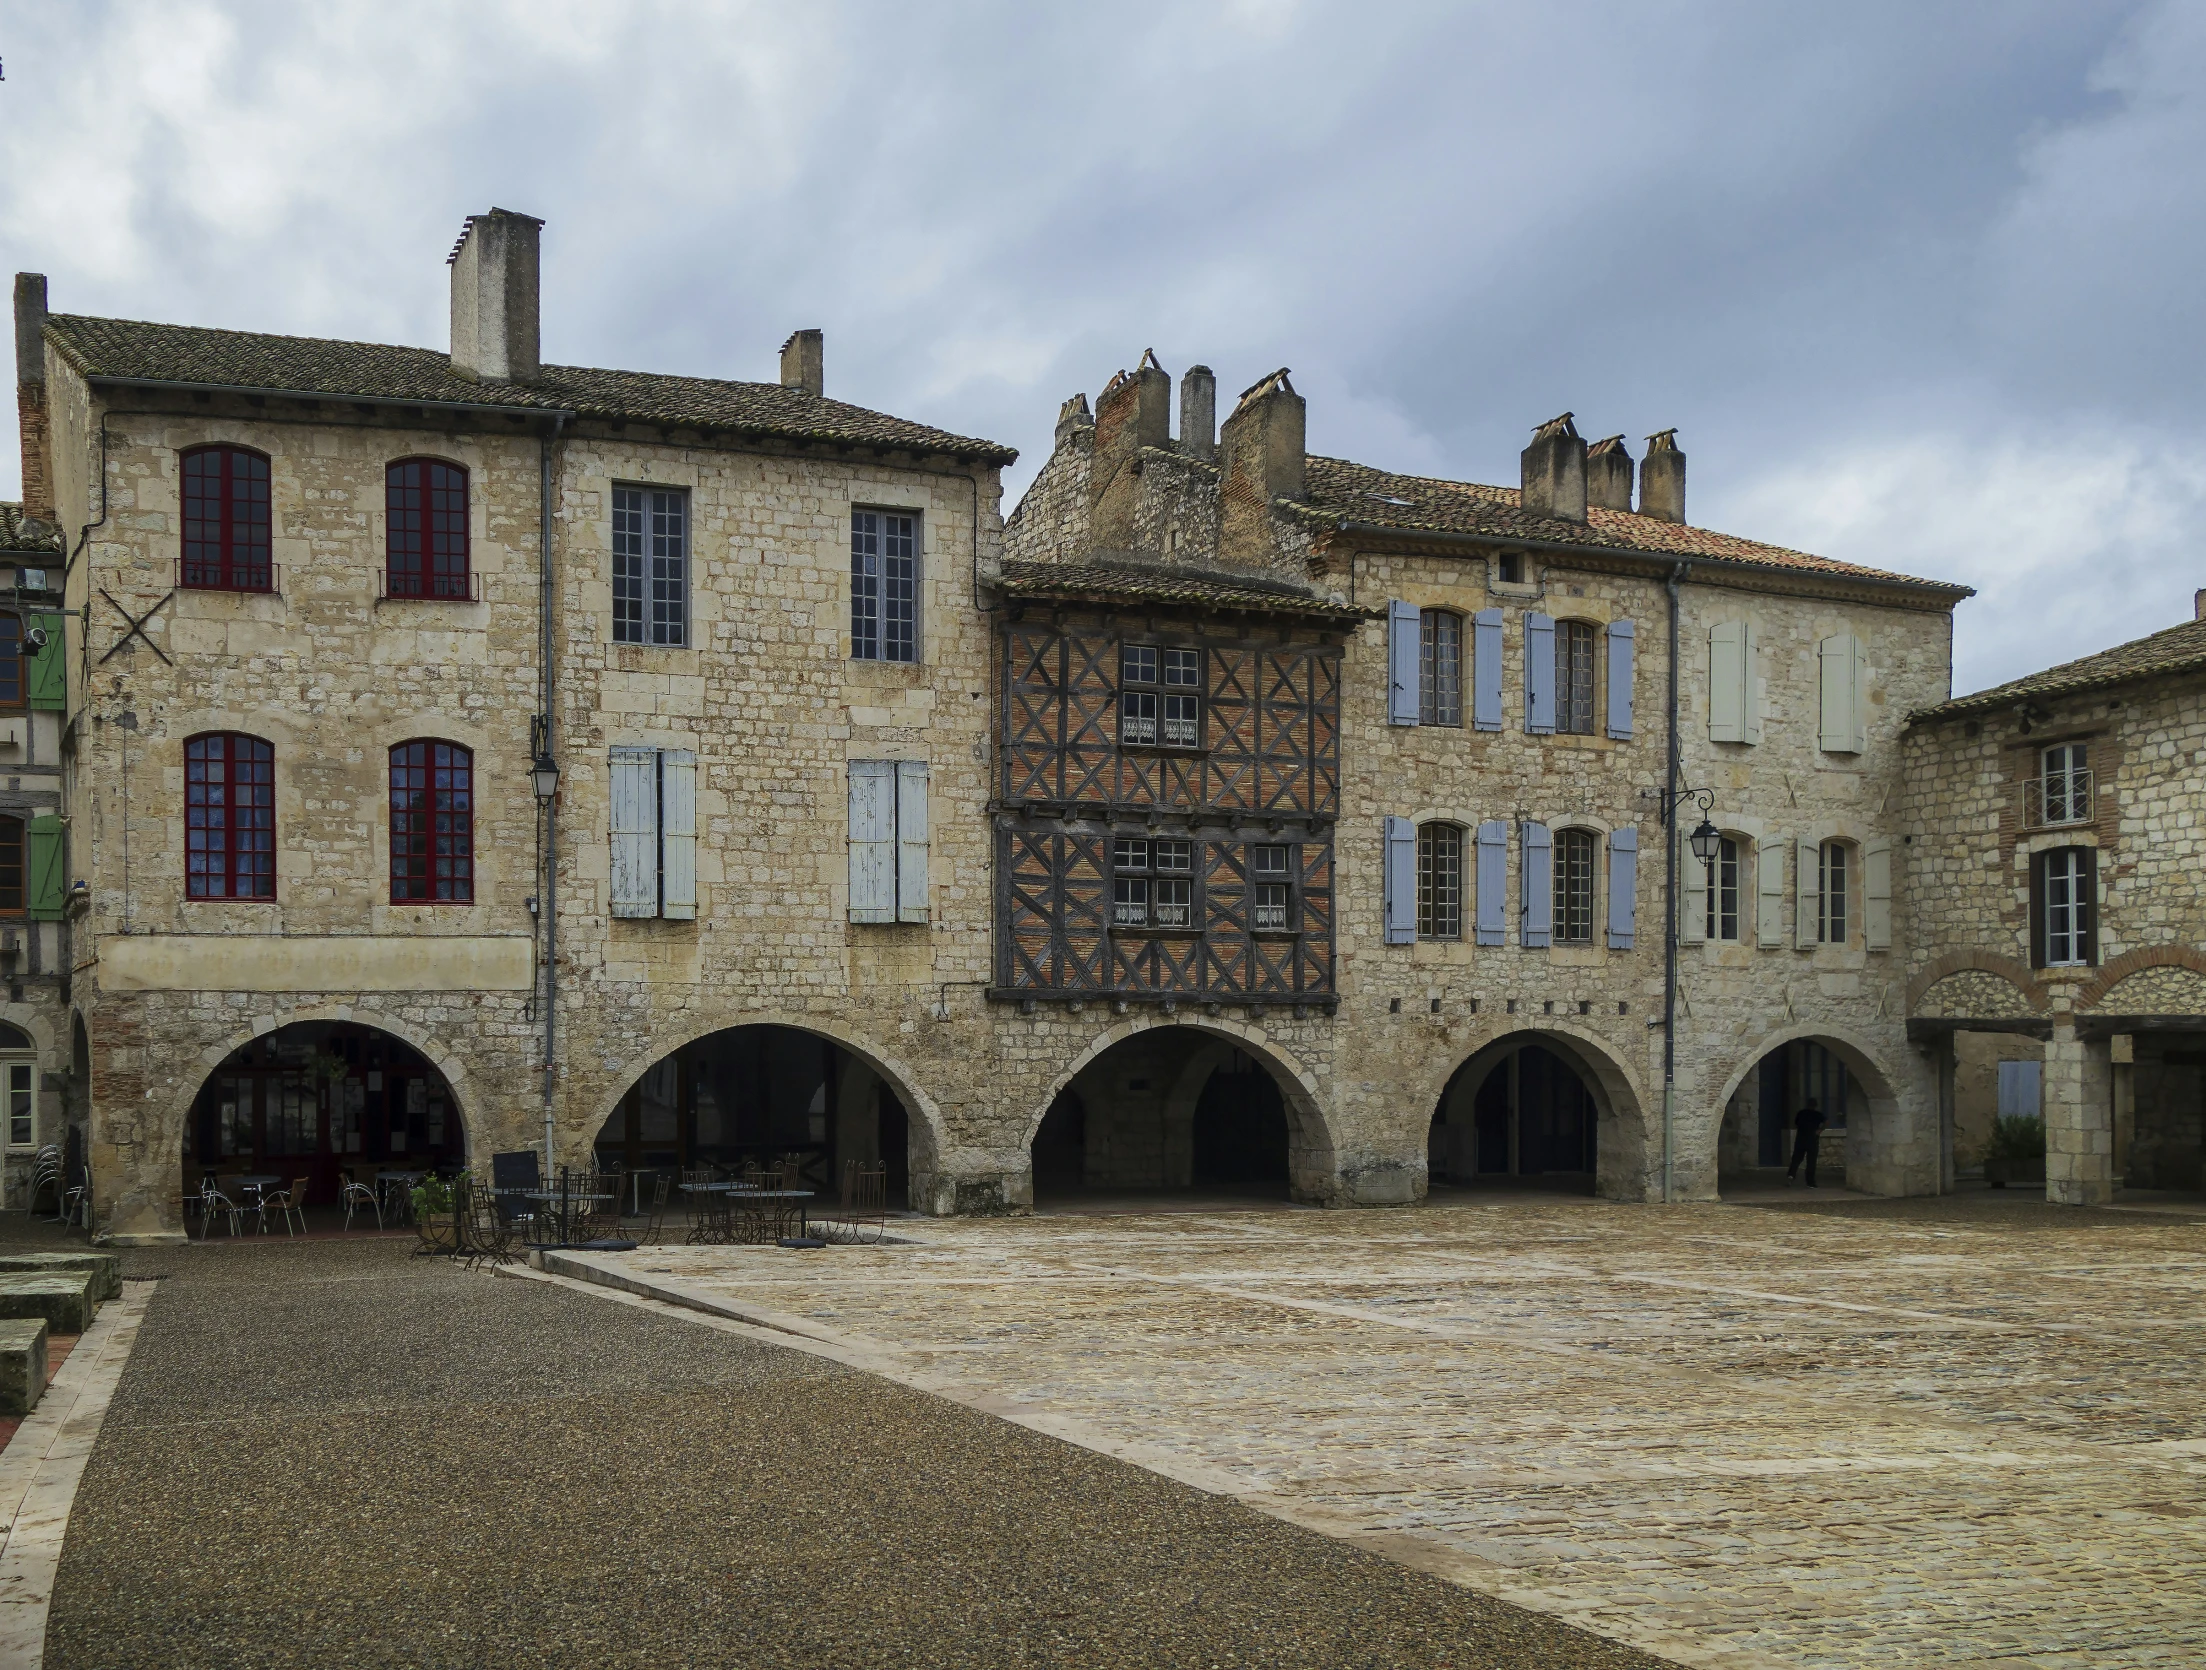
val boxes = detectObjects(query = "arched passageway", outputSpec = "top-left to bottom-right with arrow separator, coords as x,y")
1030,1028 -> 1300,1210
183,1021 -> 464,1212
1718,1036 -> 1873,1191
593,1025 -> 915,1209
1429,1039 -> 1599,1196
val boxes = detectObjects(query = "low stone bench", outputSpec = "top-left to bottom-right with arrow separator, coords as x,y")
0,1318 -> 47,1415
0,1273 -> 98,1335
0,1252 -> 123,1302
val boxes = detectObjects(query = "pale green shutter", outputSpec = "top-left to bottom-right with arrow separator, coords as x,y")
1818,634 -> 1858,753
1755,835 -> 1786,948
1864,836 -> 1892,951
1796,837 -> 1820,949
1709,621 -> 1744,743
660,750 -> 697,921
1742,623 -> 1763,744
27,815 -> 64,920
1850,634 -> 1870,753
848,761 -> 896,923
894,760 -> 929,924
609,747 -> 660,918
1682,836 -> 1708,945
25,614 -> 64,712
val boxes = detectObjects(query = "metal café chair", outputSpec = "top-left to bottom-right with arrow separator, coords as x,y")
340,1175 -> 382,1232
837,1162 -> 888,1245
196,1179 -> 246,1240
261,1175 -> 312,1237
640,1174 -> 672,1247
680,1166 -> 725,1245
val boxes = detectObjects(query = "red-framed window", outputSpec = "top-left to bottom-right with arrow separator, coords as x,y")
386,459 -> 471,599
389,741 -> 474,904
180,446 -> 273,592
0,817 -> 22,915
185,733 -> 276,900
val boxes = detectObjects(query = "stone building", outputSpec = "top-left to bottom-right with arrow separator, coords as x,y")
25,205 -> 2180,1244
1903,605 -> 2206,1203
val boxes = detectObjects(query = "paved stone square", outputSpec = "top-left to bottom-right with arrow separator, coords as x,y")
576,1194 -> 2206,1670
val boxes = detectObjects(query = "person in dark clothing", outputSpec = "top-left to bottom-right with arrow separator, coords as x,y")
1786,1099 -> 1828,1186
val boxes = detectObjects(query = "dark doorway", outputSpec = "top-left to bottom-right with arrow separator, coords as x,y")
1032,1090 -> 1087,1191
1448,1042 -> 1597,1187
1193,1051 -> 1288,1185
878,1083 -> 911,1201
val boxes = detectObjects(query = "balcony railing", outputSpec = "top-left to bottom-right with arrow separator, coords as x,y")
377,568 -> 482,603
2024,770 -> 2094,828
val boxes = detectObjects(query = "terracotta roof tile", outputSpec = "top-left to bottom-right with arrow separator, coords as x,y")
1292,456 -> 1969,595
1915,615 -> 2206,721
0,504 -> 63,555
43,314 -> 1017,464
996,558 -> 1378,624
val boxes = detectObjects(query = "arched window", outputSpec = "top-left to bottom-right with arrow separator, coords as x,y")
1554,827 -> 1597,944
1557,620 -> 1599,734
386,459 -> 471,599
1417,822 -> 1464,940
390,742 -> 474,904
1418,610 -> 1462,726
180,446 -> 273,592
2033,846 -> 2096,968
0,816 -> 22,914
1818,840 -> 1850,944
185,733 -> 276,899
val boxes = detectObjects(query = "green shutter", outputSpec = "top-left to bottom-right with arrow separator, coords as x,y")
26,816 -> 64,920
25,613 -> 65,711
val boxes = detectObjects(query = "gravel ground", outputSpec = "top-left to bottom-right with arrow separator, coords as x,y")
32,1234 -> 1670,1670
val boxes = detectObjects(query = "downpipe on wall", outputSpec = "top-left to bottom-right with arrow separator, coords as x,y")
539,415 -> 567,1176
1661,561 -> 1691,1203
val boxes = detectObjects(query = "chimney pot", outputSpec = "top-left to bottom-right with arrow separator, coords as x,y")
1520,413 -> 1586,524
1215,368 -> 1305,572
1054,393 -> 1094,450
1179,364 -> 1216,459
1639,428 -> 1686,523
780,328 -> 824,398
1585,435 -> 1633,513
13,274 -> 52,522
448,208 -> 543,383
2195,587 -> 2206,622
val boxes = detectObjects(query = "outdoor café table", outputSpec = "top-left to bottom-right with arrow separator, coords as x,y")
726,1187 -> 815,1237
519,1187 -> 614,1245
376,1170 -> 426,1224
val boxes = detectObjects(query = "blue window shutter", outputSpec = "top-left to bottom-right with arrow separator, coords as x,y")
1525,613 -> 1555,734
1383,816 -> 1416,944
659,750 -> 697,921
609,747 -> 660,919
848,760 -> 897,923
895,760 -> 930,924
1474,820 -> 1508,945
1472,608 -> 1503,731
1607,825 -> 1638,949
1606,619 -> 1635,740
1520,820 -> 1552,947
1387,601 -> 1420,726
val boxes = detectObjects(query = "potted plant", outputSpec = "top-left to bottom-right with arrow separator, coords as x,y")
1983,1114 -> 2047,1188
412,1171 -> 465,1254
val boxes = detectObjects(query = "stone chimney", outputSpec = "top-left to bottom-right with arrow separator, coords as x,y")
1639,429 -> 1686,524
1216,368 -> 1306,570
1585,435 -> 1633,513
1179,364 -> 1216,460
1054,393 -> 1094,451
780,329 -> 824,397
13,274 -> 50,522
448,208 -> 543,383
1521,413 -> 1586,523
2195,587 -> 2205,622
1089,350 -> 1172,552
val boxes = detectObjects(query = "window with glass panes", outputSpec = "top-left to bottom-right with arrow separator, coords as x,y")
2041,847 -> 2094,966
1557,620 -> 1598,734
1252,844 -> 1291,929
4,1061 -> 30,1147
1113,836 -> 1194,929
389,742 -> 474,903
612,486 -> 687,645
1118,644 -> 1202,747
385,459 -> 471,599
1119,645 -> 1157,744
2042,743 -> 2089,825
1705,835 -> 1740,941
1419,610 -> 1462,726
0,616 -> 21,708
1554,827 -> 1596,943
185,733 -> 276,900
1417,823 -> 1463,939
181,446 -> 273,591
1161,647 -> 1201,745
0,817 -> 20,915
851,509 -> 919,661
1819,840 -> 1849,944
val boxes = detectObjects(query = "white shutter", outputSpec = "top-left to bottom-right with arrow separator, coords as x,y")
1606,825 -> 1638,949
1756,835 -> 1786,948
1387,601 -> 1420,726
1474,820 -> 1508,946
1520,821 -> 1552,947
609,747 -> 660,919
1864,835 -> 1892,951
1851,634 -> 1870,753
1796,837 -> 1820,950
1524,614 -> 1555,734
1710,621 -> 1744,743
896,760 -> 930,924
1818,634 -> 1856,753
1682,837 -> 1708,945
1471,608 -> 1504,731
848,760 -> 897,923
1605,619 -> 1635,740
1742,622 -> 1763,745
659,749 -> 697,921
1383,816 -> 1416,945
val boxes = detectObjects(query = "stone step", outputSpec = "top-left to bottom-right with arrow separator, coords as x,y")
0,1253 -> 123,1303
0,1273 -> 98,1336
0,1318 -> 48,1415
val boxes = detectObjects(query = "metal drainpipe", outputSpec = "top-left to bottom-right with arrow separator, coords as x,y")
539,415 -> 566,1176
1661,560 -> 1691,1203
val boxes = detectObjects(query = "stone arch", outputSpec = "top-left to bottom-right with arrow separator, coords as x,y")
1908,951 -> 2046,1015
2078,944 -> 2206,1011
1424,1023 -> 1651,1202
1024,1016 -> 1338,1202
1705,1022 -> 1909,1196
580,1010 -> 954,1199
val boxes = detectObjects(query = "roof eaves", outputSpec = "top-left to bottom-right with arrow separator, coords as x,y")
1910,648 -> 2206,724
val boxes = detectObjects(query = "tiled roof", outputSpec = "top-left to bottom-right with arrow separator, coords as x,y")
42,314 -> 1018,464
1915,615 -> 2206,721
995,558 -> 1379,624
1291,456 -> 1970,595
0,504 -> 63,555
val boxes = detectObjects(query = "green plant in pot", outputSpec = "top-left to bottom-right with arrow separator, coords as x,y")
1984,1114 -> 2047,1188
412,1171 -> 468,1253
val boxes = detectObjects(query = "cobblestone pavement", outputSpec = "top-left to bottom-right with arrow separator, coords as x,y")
582,1194 -> 2206,1670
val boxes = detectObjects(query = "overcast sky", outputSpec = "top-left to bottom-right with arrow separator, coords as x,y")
4,1 -> 2201,695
